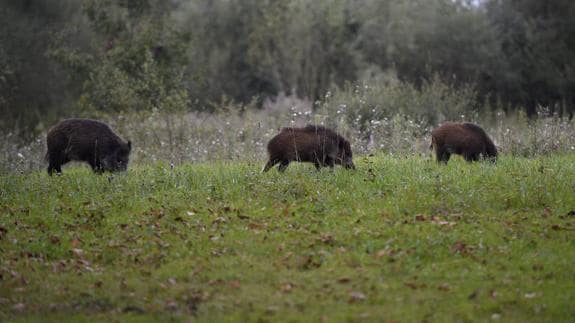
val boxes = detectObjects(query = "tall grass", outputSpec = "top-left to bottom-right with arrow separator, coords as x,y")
1,78 -> 575,174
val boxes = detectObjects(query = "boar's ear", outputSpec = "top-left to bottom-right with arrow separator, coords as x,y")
127,140 -> 132,151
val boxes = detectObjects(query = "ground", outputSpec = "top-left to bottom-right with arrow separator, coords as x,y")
1,155 -> 574,322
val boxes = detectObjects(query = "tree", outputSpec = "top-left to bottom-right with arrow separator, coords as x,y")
53,0 -> 190,113
0,0 -> 84,133
486,0 -> 575,115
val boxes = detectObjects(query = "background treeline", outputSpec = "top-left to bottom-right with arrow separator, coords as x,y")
1,0 -> 575,135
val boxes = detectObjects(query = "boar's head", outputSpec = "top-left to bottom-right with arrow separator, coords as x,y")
336,140 -> 355,170
102,140 -> 132,172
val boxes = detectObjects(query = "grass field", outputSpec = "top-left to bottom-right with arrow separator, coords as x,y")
1,155 -> 574,322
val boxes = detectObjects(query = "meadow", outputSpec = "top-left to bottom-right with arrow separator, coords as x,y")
1,154 -> 574,322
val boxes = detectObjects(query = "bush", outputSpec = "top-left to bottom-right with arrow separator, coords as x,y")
317,73 -> 478,130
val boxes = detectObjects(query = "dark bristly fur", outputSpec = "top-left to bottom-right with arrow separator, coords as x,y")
431,122 -> 497,164
263,124 -> 355,172
45,118 -> 132,175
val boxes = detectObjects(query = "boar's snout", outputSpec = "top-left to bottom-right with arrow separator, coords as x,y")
486,155 -> 497,164
102,158 -> 127,173
102,149 -> 130,172
343,158 -> 355,170
115,161 -> 129,172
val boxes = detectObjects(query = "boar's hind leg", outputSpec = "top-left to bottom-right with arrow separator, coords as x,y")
262,159 -> 279,173
464,153 -> 479,162
316,158 -> 334,171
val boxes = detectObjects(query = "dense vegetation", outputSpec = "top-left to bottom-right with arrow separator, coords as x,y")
1,156 -> 574,321
2,0 -> 575,134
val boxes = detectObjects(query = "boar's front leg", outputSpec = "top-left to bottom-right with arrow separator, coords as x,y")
277,160 -> 290,172
262,159 -> 279,173
326,157 -> 335,169
88,159 -> 104,174
435,147 -> 451,164
47,163 -> 62,176
47,153 -> 64,175
464,152 -> 479,162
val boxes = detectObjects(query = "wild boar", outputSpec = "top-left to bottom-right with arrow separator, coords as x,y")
263,124 -> 355,172
431,122 -> 497,164
45,118 -> 132,175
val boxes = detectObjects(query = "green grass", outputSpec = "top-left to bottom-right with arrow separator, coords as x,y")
1,155 -> 574,322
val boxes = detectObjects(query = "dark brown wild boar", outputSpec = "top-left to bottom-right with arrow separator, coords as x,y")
263,125 -> 355,172
431,122 -> 497,164
45,118 -> 132,175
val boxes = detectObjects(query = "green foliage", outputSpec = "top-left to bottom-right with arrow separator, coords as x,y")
244,0 -> 359,100
3,0 -> 575,132
1,156 -> 574,321
176,0 -> 359,104
0,0 -> 83,133
485,0 -> 575,114
357,0 -> 504,84
53,0 -> 190,113
77,35 -> 188,113
318,73 -> 479,131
